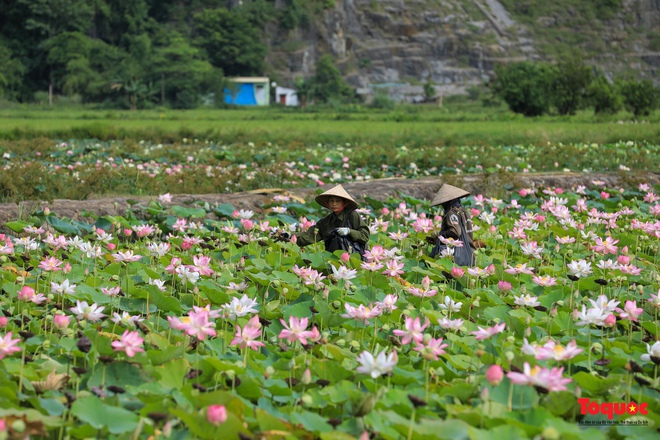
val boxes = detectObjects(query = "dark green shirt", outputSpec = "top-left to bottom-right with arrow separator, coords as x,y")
296,209 -> 370,248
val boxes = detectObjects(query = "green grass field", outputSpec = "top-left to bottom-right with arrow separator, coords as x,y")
0,105 -> 658,146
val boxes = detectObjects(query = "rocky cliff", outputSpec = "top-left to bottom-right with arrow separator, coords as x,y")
264,0 -> 660,102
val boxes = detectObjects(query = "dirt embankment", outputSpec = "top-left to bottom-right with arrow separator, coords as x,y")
0,172 -> 657,224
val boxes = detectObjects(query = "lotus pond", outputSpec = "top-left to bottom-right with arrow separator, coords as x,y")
0,139 -> 658,202
0,181 -> 659,439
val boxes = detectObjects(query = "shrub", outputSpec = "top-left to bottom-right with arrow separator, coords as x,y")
586,73 -> 622,115
491,62 -> 554,116
618,78 -> 658,117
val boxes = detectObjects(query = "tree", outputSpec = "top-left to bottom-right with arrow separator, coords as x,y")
310,55 -> 354,104
0,43 -> 25,100
491,61 -> 554,117
151,34 -> 223,109
294,77 -> 313,109
423,81 -> 436,103
194,8 -> 265,77
586,72 -> 622,114
550,52 -> 594,115
618,78 -> 658,117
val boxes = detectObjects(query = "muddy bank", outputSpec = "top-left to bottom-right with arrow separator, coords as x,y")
0,171 -> 657,223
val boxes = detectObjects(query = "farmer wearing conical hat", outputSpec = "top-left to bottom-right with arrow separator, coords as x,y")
427,183 -> 477,266
278,184 -> 370,257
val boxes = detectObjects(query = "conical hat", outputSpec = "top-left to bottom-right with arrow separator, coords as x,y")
431,184 -> 470,206
315,184 -> 359,211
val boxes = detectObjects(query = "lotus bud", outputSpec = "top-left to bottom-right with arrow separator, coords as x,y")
206,405 -> 227,426
264,366 -> 275,378
505,351 -> 515,361
301,394 -> 313,406
350,340 -> 360,350
301,369 -> 312,385
481,387 -> 489,401
485,365 -> 503,386
423,333 -> 432,343
0,317 -> 7,328
550,307 -> 558,318
603,314 -> 616,327
421,276 -> 431,291
272,280 -> 280,288
591,342 -> 603,355
524,327 -> 531,337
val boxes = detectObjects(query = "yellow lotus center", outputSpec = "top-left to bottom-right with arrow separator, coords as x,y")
553,345 -> 565,355
530,366 -> 540,377
525,295 -> 533,301
181,317 -> 191,324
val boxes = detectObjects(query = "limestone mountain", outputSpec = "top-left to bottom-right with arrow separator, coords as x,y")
265,0 -> 660,101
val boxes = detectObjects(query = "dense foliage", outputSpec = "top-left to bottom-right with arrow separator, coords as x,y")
0,0 -> 352,108
492,59 -> 659,118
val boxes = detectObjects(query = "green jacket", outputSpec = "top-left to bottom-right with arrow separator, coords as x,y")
296,209 -> 370,248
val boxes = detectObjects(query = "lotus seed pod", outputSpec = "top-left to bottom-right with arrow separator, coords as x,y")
423,333 -> 432,343
556,300 -> 564,307
265,366 -> 275,378
12,419 -> 26,433
435,367 -> 445,377
350,340 -> 360,350
42,339 -> 50,350
505,336 -> 515,344
322,331 -> 330,339
591,342 -> 603,355
525,316 -> 531,325
336,339 -> 346,347
505,351 -> 515,361
333,301 -> 341,309
381,324 -> 390,332
226,370 -> 236,379
472,298 -> 480,308
542,427 -> 560,440
272,280 -> 280,287
0,256 -> 6,263
302,394 -> 313,406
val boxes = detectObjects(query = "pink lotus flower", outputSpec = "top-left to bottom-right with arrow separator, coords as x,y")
279,316 -> 317,345
70,301 -> 106,322
507,362 -> 572,392
185,310 -> 216,340
532,275 -> 557,287
392,316 -> 429,345
0,332 -> 21,360
413,337 -> 448,361
438,317 -> 464,331
451,267 -> 465,278
111,330 -> 144,357
112,250 -> 142,263
616,300 -> 643,322
207,405 -> 227,426
375,294 -> 398,313
342,303 -> 382,324
39,257 -> 63,272
504,263 -> 535,275
535,340 -> 583,361
382,260 -> 404,277
471,323 -> 506,340
497,281 -> 512,292
230,315 -> 264,351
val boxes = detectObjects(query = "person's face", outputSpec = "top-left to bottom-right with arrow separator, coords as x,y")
327,197 -> 347,213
